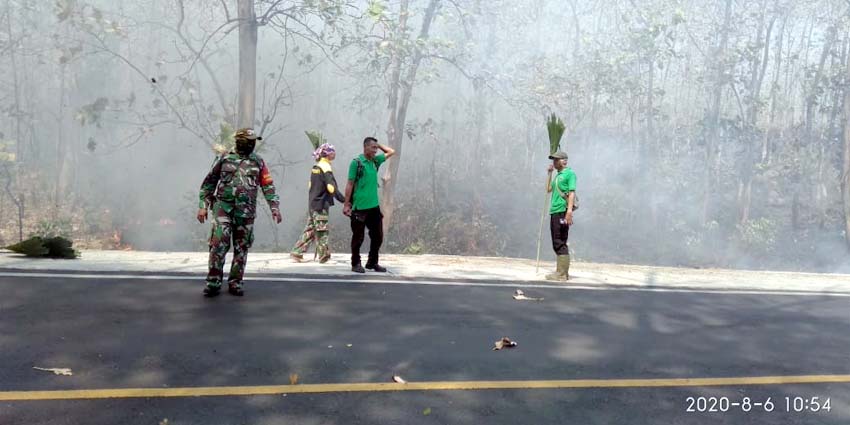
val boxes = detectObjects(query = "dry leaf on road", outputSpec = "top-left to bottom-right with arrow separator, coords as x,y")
493,337 -> 518,351
513,289 -> 544,301
289,373 -> 299,385
392,375 -> 407,384
33,367 -> 73,376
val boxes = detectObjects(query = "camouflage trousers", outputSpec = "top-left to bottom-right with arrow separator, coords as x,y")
206,203 -> 255,289
291,210 -> 330,262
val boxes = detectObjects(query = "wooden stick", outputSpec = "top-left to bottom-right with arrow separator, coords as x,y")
535,175 -> 552,273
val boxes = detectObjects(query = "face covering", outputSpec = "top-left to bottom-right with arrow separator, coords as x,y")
235,138 -> 255,156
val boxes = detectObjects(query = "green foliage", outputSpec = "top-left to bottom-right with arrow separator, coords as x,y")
403,241 -> 424,255
55,0 -> 125,37
42,236 -> 79,259
213,122 -> 237,154
305,130 -> 326,150
367,0 -> 386,20
6,236 -> 78,259
75,98 -> 109,127
6,218 -> 79,258
735,218 -> 778,257
0,139 -> 15,162
546,113 -> 565,154
388,197 -> 508,256
32,218 -> 73,239
5,237 -> 48,257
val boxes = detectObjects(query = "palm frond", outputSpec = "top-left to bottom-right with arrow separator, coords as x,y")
5,236 -> 78,258
546,113 -> 566,154
305,130 -> 326,150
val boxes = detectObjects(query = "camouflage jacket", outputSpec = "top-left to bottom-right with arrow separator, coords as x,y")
199,152 -> 280,219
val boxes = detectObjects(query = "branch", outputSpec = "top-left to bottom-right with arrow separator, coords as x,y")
176,0 -> 185,34
730,81 -> 747,121
444,0 -> 473,39
267,13 -> 347,72
219,0 -> 231,20
259,27 -> 294,136
684,22 -> 707,58
81,30 -> 213,144
258,0 -> 289,25
140,13 -> 238,120
424,53 -> 513,106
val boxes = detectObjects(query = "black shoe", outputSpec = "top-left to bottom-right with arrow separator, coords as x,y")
352,264 -> 366,273
365,264 -> 387,272
228,286 -> 244,296
203,286 -> 221,297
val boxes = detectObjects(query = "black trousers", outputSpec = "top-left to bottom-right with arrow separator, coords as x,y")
350,207 -> 383,266
550,212 -> 570,256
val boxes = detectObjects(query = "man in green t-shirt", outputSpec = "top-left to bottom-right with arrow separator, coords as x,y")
545,150 -> 576,281
343,137 -> 396,273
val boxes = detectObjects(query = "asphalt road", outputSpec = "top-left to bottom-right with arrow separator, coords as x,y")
1,272 -> 849,424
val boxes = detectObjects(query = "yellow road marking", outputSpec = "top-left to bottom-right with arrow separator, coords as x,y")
2,375 -> 849,401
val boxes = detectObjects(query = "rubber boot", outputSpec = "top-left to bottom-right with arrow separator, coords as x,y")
562,255 -> 571,281
545,257 -> 564,281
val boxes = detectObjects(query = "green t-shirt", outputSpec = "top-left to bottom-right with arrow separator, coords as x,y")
550,167 -> 577,214
347,152 -> 386,210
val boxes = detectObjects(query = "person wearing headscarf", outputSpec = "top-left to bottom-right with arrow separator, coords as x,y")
290,143 -> 345,263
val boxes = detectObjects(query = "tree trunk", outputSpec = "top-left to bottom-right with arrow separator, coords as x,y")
568,0 -> 581,62
805,25 -> 836,134
237,0 -> 257,129
381,0 -> 441,235
763,9 -> 787,163
380,0 -> 410,236
703,0 -> 733,224
55,64 -> 67,212
843,53 -> 850,250
738,3 -> 774,225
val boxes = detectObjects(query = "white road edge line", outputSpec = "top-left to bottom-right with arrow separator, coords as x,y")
1,271 -> 848,297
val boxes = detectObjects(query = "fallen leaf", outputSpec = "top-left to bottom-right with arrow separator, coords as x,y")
346,344 -> 353,348
392,375 -> 407,384
422,407 -> 432,415
493,337 -> 518,351
513,289 -> 544,301
289,373 -> 299,385
33,367 -> 73,376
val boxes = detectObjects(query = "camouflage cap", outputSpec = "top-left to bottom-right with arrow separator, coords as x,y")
548,151 -> 568,160
235,128 -> 262,141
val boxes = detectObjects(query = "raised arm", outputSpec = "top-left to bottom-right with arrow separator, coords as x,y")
378,143 -> 396,159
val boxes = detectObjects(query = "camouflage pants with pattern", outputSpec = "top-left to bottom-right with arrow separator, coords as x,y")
291,210 -> 330,262
206,203 -> 255,289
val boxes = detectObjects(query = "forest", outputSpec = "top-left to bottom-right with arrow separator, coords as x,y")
0,0 -> 848,272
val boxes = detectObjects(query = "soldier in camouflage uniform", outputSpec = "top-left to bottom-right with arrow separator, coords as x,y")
197,128 -> 282,297
290,143 -> 345,263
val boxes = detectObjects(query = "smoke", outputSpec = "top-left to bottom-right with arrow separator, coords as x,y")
0,0 -> 847,273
